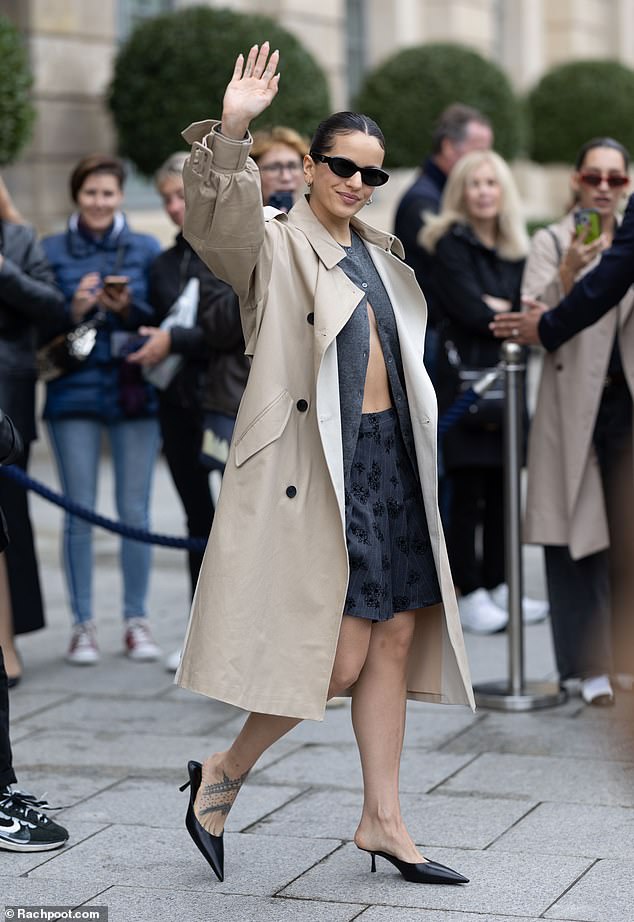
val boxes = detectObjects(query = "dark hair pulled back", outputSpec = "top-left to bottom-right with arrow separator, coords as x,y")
575,137 -> 630,172
310,111 -> 385,154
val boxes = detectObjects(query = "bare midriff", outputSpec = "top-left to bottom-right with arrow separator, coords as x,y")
361,303 -> 393,413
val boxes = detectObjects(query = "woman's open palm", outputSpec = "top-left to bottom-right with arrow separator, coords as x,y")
222,43 -> 280,131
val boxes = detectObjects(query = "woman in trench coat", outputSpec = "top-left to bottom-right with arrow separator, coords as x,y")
522,137 -> 634,706
176,43 -> 473,885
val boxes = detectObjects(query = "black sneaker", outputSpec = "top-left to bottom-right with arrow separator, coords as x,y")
0,786 -> 69,851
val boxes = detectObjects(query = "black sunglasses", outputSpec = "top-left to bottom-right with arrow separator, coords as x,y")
310,151 -> 389,187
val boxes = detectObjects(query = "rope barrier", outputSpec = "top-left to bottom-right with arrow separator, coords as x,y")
0,368 -> 499,549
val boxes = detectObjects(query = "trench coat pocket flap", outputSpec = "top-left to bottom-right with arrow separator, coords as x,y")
234,390 -> 294,467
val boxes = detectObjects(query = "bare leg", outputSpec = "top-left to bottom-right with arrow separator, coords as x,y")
0,555 -> 20,680
352,609 -> 423,863
195,614 -> 373,835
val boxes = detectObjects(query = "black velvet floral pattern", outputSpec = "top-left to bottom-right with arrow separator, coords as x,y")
344,408 -> 441,621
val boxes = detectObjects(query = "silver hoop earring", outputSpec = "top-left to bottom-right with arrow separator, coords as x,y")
366,196 -> 374,206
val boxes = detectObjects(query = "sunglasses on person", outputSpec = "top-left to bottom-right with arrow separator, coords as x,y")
579,171 -> 630,189
310,151 -> 389,187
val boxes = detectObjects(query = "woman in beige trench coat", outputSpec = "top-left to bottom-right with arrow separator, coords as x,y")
176,43 -> 473,886
523,137 -> 634,706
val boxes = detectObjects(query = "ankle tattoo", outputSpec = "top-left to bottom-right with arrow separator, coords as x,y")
198,770 -> 249,818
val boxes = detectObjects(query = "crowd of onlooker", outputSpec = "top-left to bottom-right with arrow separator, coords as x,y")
1,103 -> 632,719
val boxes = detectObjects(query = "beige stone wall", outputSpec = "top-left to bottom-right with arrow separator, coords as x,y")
0,0 -> 632,233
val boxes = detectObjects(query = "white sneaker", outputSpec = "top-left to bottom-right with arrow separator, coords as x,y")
66,622 -> 100,665
581,674 -> 614,706
124,618 -> 161,661
489,584 -> 549,624
164,649 -> 181,673
458,588 -> 508,634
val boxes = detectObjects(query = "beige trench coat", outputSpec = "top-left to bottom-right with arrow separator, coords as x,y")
523,213 -> 634,559
175,120 -> 474,720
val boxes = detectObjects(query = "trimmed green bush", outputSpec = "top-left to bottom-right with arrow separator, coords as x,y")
108,6 -> 330,176
0,14 -> 35,165
527,60 -> 634,164
354,43 -> 523,167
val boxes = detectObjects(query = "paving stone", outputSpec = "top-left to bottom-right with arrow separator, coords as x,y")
491,802 -> 634,859
361,908 -> 566,922
58,776 -> 305,831
11,768 -> 122,808
18,693 -> 233,736
0,874 -> 107,907
251,788 -> 535,849
282,842 -> 592,916
26,825 -> 342,896
545,858 -> 634,922
442,712 -> 634,761
255,745 -> 476,793
15,656 -> 177,698
11,728 -> 303,774
8,689 -> 72,722
83,887 -> 364,922
0,822 -> 109,875
440,752 -> 634,807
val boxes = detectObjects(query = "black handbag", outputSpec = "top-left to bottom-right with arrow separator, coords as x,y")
444,339 -> 504,431
36,310 -> 106,382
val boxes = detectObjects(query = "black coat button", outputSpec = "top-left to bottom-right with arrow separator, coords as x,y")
306,312 -> 315,325
296,399 -> 308,412
286,485 -> 297,498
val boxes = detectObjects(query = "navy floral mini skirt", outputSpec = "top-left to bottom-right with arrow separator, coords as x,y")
344,408 -> 441,621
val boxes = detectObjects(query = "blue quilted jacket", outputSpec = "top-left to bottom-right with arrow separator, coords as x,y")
42,213 -> 161,421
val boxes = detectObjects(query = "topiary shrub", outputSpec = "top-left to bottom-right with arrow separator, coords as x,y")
108,5 -> 330,177
0,14 -> 35,165
526,60 -> 634,164
354,43 -> 523,167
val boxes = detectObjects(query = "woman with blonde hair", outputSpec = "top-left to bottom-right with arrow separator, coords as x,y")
422,150 -> 545,635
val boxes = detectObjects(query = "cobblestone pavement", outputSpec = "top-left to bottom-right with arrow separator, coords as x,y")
3,440 -> 633,922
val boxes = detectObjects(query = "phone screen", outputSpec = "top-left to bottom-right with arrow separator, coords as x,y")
574,209 -> 601,244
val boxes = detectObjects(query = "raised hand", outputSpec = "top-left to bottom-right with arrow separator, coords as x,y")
221,42 -> 280,140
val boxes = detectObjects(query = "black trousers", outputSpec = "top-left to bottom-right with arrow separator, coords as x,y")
545,380 -> 634,680
0,443 -> 45,635
158,402 -> 214,598
0,647 -> 16,788
447,466 -> 505,596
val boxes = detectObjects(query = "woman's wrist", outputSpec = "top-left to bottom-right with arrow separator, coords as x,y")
220,115 -> 250,141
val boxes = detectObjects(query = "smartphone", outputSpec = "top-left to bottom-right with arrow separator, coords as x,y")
110,331 -> 148,358
267,191 -> 294,213
574,208 -> 601,244
103,274 -> 130,293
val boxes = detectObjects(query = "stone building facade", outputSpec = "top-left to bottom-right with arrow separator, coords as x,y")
1,0 -> 633,234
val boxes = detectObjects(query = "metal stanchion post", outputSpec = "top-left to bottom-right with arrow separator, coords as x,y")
474,341 -> 566,711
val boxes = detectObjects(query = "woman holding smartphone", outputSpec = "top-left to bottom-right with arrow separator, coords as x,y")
522,137 -> 634,706
176,43 -> 473,887
41,154 -> 162,665
250,125 -> 308,211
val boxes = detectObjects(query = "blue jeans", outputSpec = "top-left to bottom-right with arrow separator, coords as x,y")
47,417 -> 161,625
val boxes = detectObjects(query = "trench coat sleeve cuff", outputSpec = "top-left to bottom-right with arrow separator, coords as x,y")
181,119 -> 252,173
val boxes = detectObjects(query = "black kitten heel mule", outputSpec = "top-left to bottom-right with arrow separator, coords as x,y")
180,760 -> 224,881
358,846 -> 469,884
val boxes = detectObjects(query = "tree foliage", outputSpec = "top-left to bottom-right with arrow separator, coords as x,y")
108,5 -> 331,176
354,43 -> 523,167
0,14 -> 35,165
527,59 -> 634,164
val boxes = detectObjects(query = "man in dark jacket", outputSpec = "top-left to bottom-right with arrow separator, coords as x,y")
0,215 -> 66,681
394,104 -> 493,372
0,409 -> 69,852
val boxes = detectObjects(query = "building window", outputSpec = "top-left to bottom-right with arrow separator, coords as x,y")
346,0 -> 366,102
118,0 -> 173,42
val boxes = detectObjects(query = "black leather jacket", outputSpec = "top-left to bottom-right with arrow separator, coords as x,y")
0,221 -> 66,441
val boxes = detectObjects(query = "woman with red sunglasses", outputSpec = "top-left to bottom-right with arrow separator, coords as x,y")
521,137 -> 634,706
